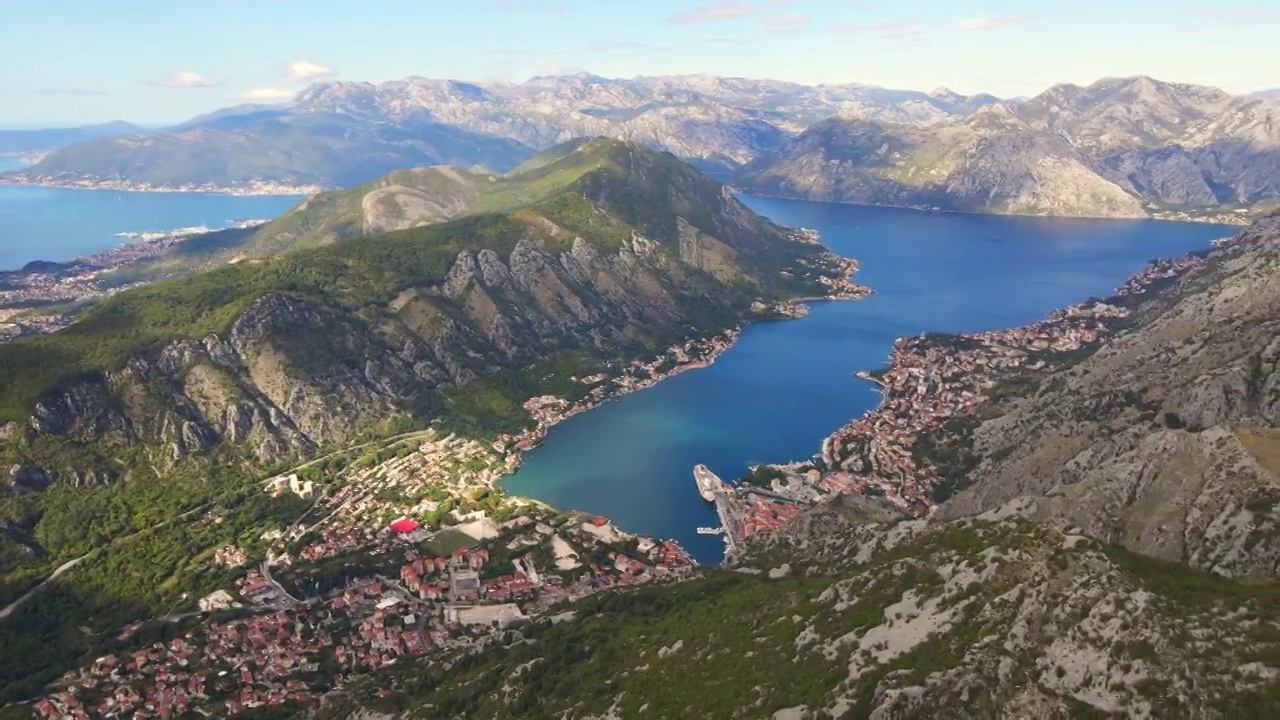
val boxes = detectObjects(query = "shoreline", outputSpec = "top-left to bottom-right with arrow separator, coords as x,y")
727,230 -> 1255,534
0,174 -> 322,197
496,249 -> 872,564
6,175 -> 1251,225
739,189 -> 1252,227
0,220 -> 275,342
494,327 -> 745,478
495,251 -> 872,477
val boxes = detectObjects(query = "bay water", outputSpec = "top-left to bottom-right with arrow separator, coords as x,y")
0,157 -> 300,270
503,197 -> 1230,564
0,172 -> 1232,565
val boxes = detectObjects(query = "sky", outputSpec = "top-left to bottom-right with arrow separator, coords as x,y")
1,0 -> 1277,126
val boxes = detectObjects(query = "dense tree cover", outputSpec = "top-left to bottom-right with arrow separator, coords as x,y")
0,139 -> 839,425
0,461 -> 312,704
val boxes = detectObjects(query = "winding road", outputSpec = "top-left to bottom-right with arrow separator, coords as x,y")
0,429 -> 434,624
0,502 -> 212,622
0,556 -> 87,620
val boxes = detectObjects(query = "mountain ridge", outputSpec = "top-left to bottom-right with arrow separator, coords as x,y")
1,73 -> 1005,190
0,140 -> 853,485
739,76 -> 1279,220
10,74 -> 1276,221
0,121 -> 142,155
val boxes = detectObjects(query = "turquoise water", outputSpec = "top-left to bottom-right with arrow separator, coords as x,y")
503,198 -> 1231,565
0,157 -> 301,270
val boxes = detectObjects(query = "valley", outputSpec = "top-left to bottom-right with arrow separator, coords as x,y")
0,74 -> 1274,720
3,3 -> 1278,718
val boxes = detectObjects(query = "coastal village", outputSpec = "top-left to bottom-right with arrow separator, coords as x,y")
709,250 -> 1221,534
0,173 -> 323,196
23,325 -> 745,719
31,428 -> 696,719
0,220 -> 270,342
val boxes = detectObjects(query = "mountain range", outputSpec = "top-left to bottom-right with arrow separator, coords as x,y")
1,132 -> 1277,716
3,74 -> 1002,189
9,74 -> 1278,220
0,121 -> 141,155
7,113 -> 533,190
742,76 -> 1280,220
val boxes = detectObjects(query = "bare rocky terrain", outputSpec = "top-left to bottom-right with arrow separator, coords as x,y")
15,74 -> 1277,221
740,76 -> 1279,220
934,215 -> 1279,581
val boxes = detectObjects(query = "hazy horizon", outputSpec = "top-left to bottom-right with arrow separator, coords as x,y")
1,70 -> 1274,131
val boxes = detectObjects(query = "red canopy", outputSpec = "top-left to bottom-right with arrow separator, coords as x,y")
390,518 -> 420,533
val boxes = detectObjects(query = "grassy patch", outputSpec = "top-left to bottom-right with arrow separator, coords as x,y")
423,528 -> 478,557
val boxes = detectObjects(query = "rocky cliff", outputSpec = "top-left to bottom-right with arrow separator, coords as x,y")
932,216 -> 1279,581
738,114 -> 1149,218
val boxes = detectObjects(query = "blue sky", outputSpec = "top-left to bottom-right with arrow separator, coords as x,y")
2,0 -> 1277,126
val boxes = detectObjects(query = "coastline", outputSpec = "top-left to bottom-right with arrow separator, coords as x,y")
493,327 -> 745,477
493,244 -> 873,479
0,220 -> 275,342
739,189 -> 1253,227
0,173 -> 323,197
8,174 -> 1250,224
725,229 -> 1257,535
491,241 -> 873,567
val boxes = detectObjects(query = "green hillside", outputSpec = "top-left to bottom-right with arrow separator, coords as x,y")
0,138 -> 838,430
306,517 -> 1280,719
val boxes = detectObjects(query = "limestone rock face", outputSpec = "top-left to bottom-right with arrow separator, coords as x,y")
739,76 -> 1279,220
934,219 -> 1280,580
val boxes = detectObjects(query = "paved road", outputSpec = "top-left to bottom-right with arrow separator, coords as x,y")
0,556 -> 87,620
0,502 -> 211,622
0,430 -> 431,624
260,553 -> 304,607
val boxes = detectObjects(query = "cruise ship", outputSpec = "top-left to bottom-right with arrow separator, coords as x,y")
693,464 -> 722,502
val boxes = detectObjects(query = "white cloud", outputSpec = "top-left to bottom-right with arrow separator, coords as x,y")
153,72 -> 221,88
956,15 -> 1039,31
283,59 -> 338,83
242,88 -> 296,101
668,3 -> 757,24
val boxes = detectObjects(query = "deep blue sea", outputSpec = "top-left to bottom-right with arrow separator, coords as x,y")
504,196 -> 1231,565
0,157 -> 301,270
